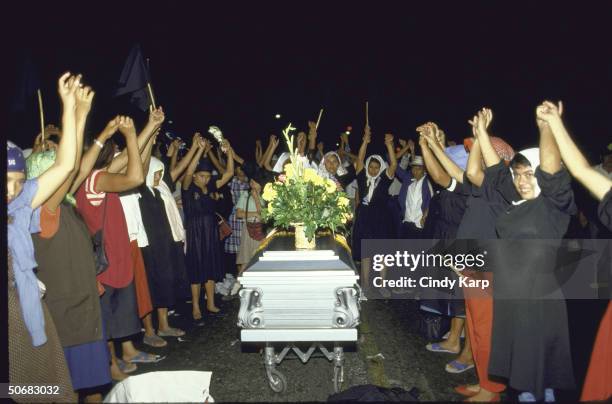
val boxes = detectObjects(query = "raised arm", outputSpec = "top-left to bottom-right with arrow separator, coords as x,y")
32,73 -> 80,209
470,108 -> 500,168
107,106 -> 165,173
384,133 -> 398,178
535,101 -> 561,175
95,117 -> 145,193
255,140 -> 263,165
307,121 -> 317,152
297,132 -> 307,156
465,138 -> 484,186
538,101 -> 612,200
208,145 -> 226,175
141,133 -> 157,181
422,124 -> 465,184
169,134 -> 200,182
396,139 -> 411,159
262,135 -> 279,171
182,137 -> 205,190
419,135 -> 451,187
215,140 -> 235,189
355,125 -> 371,174
45,85 -> 94,212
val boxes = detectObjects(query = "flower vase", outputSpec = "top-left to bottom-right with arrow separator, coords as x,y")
293,223 -> 316,250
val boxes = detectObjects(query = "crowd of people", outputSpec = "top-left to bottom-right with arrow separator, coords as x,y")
7,72 -> 612,402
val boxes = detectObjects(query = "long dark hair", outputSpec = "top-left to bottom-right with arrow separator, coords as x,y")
91,139 -> 116,170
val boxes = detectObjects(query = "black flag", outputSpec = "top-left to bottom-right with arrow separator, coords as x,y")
113,43 -> 152,111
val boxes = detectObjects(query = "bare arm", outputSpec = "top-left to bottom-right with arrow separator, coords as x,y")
32,73 -> 80,209
465,138 -> 484,187
539,101 -> 612,200
355,126 -> 371,174
471,108 -> 500,168
263,135 -> 279,171
255,140 -> 263,165
535,102 -> 561,175
107,107 -> 165,173
46,86 -> 94,212
420,136 -> 451,187
384,134 -> 397,178
141,134 -> 157,182
182,142 -> 205,191
215,141 -> 235,189
95,117 -> 145,193
170,135 -> 200,182
422,124 -> 466,184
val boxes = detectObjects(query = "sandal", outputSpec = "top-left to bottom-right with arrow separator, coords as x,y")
125,351 -> 165,364
143,334 -> 168,347
116,359 -> 137,374
455,385 -> 480,397
445,360 -> 475,374
426,342 -> 460,354
157,327 -> 186,337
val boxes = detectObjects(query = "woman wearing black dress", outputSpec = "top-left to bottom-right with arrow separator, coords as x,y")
476,105 -> 577,401
352,126 -> 398,288
182,138 -> 234,320
536,101 -> 612,402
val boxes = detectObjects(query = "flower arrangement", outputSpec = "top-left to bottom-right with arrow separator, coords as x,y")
261,124 -> 352,242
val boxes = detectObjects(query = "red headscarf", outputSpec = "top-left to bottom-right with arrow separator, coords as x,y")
464,136 -> 515,165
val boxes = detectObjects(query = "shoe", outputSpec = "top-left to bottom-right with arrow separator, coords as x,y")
455,385 -> 480,397
157,327 -> 186,337
426,342 -> 460,354
125,352 -> 165,364
445,360 -> 475,374
463,393 -> 500,402
116,359 -> 137,374
143,334 -> 168,347
230,281 -> 242,296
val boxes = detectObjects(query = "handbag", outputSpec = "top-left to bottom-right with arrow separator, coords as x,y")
245,194 -> 266,241
418,311 -> 450,341
92,195 -> 109,275
217,213 -> 232,241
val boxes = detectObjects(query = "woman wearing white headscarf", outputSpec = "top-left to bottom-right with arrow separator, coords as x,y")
474,106 -> 576,402
351,127 -> 398,287
137,156 -> 187,338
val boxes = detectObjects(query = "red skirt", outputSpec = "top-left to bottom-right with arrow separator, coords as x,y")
130,240 -> 153,318
581,301 -> 612,401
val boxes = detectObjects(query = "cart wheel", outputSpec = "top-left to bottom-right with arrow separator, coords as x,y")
268,369 -> 287,393
333,365 -> 344,393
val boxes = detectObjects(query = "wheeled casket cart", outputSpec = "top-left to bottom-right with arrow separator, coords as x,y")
237,232 -> 362,393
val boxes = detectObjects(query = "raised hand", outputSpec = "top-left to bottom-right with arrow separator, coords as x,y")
468,113 -> 480,138
418,134 -> 428,148
117,116 -> 137,137
57,72 -> 81,108
297,131 -> 306,148
399,139 -> 407,148
100,117 -> 121,141
148,106 -> 165,126
363,127 -> 372,144
407,139 -> 416,154
75,86 -> 95,120
307,121 -> 317,131
384,133 -> 394,145
536,100 -> 563,127
270,134 -> 280,149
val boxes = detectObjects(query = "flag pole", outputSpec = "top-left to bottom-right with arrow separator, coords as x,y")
37,89 -> 45,146
315,108 -> 324,129
365,101 -> 369,127
147,83 -> 157,110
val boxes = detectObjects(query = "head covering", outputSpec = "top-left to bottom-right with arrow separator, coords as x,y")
25,149 -> 77,206
317,151 -> 348,179
464,136 -> 515,163
148,156 -> 185,242
363,155 -> 388,205
272,152 -> 291,173
195,158 -> 214,173
22,148 -> 33,159
410,156 -> 424,166
146,157 -> 165,195
7,141 -> 26,173
510,147 -> 541,204
444,145 -> 469,170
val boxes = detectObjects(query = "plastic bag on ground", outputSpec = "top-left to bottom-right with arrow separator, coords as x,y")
104,371 -> 214,403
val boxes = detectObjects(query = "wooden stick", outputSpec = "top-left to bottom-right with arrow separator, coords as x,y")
366,101 -> 369,127
37,89 -> 45,145
315,108 -> 324,129
147,82 -> 157,109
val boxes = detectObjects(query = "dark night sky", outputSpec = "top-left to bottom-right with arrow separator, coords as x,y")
8,3 -> 612,160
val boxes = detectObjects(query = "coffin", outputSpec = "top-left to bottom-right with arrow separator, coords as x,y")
237,231 -> 361,342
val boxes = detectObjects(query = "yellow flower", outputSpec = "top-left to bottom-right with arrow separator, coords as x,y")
337,196 -> 350,208
284,163 -> 295,179
325,178 -> 337,194
303,168 -> 320,183
262,183 -> 277,202
267,203 -> 274,214
341,212 -> 353,224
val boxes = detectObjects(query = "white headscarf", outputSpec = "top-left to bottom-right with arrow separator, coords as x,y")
317,151 -> 348,179
363,155 -> 388,205
147,157 -> 186,242
272,152 -> 317,173
510,147 -> 541,205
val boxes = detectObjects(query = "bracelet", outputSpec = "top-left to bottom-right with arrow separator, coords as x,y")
94,139 -> 105,149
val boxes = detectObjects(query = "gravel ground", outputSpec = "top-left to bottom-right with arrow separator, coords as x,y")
105,296 -> 480,402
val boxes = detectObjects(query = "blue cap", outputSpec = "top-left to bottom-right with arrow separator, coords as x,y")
445,145 -> 468,171
7,141 -> 26,173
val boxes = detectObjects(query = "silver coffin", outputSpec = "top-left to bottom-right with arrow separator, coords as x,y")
237,233 -> 361,342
